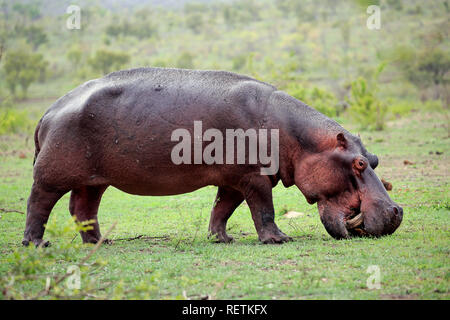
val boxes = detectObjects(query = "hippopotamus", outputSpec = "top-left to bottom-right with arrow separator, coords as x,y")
23,67 -> 403,246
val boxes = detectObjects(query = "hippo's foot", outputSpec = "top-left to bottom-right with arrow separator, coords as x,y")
81,233 -> 113,245
258,226 -> 292,244
208,229 -> 234,243
22,238 -> 51,248
102,238 -> 114,245
82,238 -> 113,245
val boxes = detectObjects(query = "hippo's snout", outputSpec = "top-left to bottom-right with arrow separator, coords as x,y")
318,198 -> 404,240
346,203 -> 403,238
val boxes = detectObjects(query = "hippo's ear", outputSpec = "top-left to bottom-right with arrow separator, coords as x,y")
336,133 -> 347,149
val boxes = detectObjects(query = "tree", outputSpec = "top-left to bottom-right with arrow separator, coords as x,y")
391,46 -> 449,101
16,25 -> 47,51
88,50 -> 130,75
23,26 -> 48,50
416,49 -> 449,96
3,50 -> 48,98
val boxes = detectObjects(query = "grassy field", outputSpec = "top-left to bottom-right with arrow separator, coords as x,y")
0,107 -> 448,299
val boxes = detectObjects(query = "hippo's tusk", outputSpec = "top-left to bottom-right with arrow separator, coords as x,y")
346,213 -> 363,229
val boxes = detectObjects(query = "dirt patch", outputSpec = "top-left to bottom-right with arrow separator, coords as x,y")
380,293 -> 420,300
377,156 -> 449,186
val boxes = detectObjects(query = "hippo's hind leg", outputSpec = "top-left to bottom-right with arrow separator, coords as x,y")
23,183 -> 67,247
69,185 -> 108,244
208,187 -> 244,243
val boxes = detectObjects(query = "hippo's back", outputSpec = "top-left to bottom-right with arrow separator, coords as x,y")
33,68 -> 277,194
42,67 -> 276,129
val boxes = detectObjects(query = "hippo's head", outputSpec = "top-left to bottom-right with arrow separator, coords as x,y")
293,132 -> 403,239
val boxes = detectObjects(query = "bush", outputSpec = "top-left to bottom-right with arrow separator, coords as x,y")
0,108 -> 32,135
88,50 -> 130,75
348,77 -> 387,130
0,217 -> 163,299
284,83 -> 339,118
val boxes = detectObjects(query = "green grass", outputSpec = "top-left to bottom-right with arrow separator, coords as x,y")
0,110 -> 449,300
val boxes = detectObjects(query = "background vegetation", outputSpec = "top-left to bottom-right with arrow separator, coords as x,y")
0,0 -> 448,299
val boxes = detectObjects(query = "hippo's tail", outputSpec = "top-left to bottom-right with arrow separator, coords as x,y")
33,119 -> 42,166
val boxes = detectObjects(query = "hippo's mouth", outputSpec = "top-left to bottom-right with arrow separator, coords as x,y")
345,209 -> 367,236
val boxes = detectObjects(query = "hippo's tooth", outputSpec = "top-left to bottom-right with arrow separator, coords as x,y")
346,213 -> 363,229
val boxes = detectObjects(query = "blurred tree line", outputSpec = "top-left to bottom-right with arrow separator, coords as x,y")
0,0 -> 448,132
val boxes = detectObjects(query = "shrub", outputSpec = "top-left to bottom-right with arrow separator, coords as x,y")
348,77 -> 387,130
88,50 -> 130,75
0,217 -> 163,299
347,63 -> 389,130
284,83 -> 338,118
0,108 -> 32,135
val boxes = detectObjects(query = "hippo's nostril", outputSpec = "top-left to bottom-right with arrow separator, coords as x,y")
392,206 -> 403,218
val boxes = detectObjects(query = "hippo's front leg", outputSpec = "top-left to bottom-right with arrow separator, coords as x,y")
240,175 -> 292,244
69,186 -> 108,244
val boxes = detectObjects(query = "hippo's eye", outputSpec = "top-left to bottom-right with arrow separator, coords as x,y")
353,157 -> 368,172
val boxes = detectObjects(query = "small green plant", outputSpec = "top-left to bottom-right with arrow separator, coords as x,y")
348,77 -> 387,130
0,218 -> 163,299
0,107 -> 32,135
348,64 -> 387,130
